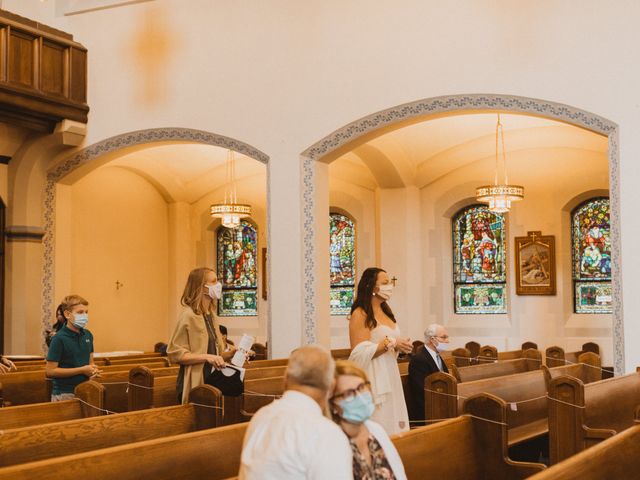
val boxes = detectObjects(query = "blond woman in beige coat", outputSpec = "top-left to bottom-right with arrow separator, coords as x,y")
168,267 -> 236,404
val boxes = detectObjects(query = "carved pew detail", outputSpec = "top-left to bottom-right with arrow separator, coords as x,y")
529,424 -> 640,479
394,393 -> 545,479
547,371 -> 640,464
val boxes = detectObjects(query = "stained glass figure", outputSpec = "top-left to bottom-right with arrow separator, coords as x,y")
572,198 -> 611,314
452,205 -> 507,314
216,221 -> 258,316
330,213 -> 355,315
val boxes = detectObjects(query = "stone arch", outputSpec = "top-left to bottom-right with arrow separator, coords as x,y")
300,93 -> 622,373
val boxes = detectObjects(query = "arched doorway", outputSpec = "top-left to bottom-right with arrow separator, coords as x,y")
300,94 -> 622,373
42,127 -> 271,354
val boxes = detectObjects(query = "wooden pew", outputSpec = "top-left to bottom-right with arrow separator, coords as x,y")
0,419 -> 249,480
0,370 -> 50,406
243,365 -> 286,380
394,393 -> 545,479
465,341 -> 481,363
127,366 -> 179,411
0,387 -> 221,468
528,424 -> 640,479
241,375 -> 284,417
425,362 -> 601,447
15,359 -> 167,374
245,358 -> 288,368
440,347 -> 472,368
478,346 -> 541,363
96,352 -> 161,361
547,371 -> 640,464
545,343 -> 601,368
105,357 -> 169,367
331,348 -> 351,359
75,366 -> 180,413
543,352 -> 602,383
521,341 -> 538,350
0,399 -> 93,430
454,351 -> 542,383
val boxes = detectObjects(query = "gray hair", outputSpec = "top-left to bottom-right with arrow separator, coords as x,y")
424,323 -> 443,339
286,344 -> 335,391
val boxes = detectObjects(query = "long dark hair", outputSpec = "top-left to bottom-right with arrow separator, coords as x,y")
350,267 -> 396,330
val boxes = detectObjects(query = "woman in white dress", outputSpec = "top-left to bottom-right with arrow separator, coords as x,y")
348,267 -> 412,435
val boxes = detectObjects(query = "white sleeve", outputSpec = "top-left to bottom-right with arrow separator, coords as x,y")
308,426 -> 353,480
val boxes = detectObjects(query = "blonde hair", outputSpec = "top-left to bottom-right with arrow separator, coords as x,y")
334,360 -> 369,383
60,295 -> 89,314
181,267 -> 216,315
180,267 -> 225,354
330,360 -> 371,421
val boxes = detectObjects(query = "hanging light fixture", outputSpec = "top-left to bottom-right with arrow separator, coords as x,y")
476,114 -> 524,213
210,149 -> 252,229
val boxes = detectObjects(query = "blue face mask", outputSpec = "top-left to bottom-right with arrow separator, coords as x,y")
72,313 -> 89,329
338,391 -> 375,424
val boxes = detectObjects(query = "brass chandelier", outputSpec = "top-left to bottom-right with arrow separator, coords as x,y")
210,149 -> 252,229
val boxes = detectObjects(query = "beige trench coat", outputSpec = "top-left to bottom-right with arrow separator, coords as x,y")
167,306 -> 224,404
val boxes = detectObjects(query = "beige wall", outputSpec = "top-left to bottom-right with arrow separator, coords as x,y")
60,166 -> 170,352
1,0 -> 639,366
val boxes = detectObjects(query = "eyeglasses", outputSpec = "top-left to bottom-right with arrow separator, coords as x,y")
434,335 -> 449,341
331,381 -> 371,403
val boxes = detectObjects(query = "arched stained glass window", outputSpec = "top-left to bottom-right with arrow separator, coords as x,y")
330,213 -> 356,316
571,197 -> 611,314
216,220 -> 258,316
452,205 -> 507,314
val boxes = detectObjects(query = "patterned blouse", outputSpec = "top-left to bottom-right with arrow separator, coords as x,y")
350,434 -> 397,480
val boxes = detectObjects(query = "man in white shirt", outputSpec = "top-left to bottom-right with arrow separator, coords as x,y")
239,344 -> 352,480
407,323 -> 451,424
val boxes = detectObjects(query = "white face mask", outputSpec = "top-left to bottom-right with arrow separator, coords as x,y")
435,342 -> 449,353
376,284 -> 394,301
206,282 -> 223,300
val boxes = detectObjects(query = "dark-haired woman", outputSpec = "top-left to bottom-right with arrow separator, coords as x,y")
45,304 -> 67,347
348,267 -> 412,435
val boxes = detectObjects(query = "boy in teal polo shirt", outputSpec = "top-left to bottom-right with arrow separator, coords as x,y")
46,295 -> 101,401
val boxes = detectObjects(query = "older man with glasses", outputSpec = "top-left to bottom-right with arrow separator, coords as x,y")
407,323 -> 451,425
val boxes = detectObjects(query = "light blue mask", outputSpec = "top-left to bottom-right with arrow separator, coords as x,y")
339,391 -> 375,424
72,313 -> 89,329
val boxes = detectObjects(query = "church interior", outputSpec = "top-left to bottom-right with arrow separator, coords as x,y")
0,1 -> 637,479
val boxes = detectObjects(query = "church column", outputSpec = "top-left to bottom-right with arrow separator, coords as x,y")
267,147 -> 302,358
377,186 -> 424,342
313,161 -> 331,347
167,202 -> 193,337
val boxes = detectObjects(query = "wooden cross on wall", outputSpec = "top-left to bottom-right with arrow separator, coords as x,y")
391,276 -> 398,286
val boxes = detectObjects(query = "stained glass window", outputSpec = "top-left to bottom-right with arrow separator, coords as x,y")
572,198 -> 611,314
330,213 -> 356,315
452,205 -> 507,314
216,221 -> 258,316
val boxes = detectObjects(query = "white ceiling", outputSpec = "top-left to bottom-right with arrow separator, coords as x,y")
107,143 -> 265,203
330,113 -> 608,189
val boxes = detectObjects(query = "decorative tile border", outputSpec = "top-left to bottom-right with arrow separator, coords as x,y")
41,128 -> 270,353
300,94 -> 623,374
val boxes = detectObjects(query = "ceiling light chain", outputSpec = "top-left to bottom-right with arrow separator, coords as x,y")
476,113 -> 524,213
210,149 -> 252,229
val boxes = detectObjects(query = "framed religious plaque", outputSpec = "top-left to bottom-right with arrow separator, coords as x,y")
515,231 -> 556,295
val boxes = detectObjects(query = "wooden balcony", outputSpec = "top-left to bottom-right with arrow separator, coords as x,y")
0,9 -> 89,132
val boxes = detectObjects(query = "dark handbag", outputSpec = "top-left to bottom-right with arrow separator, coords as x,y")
204,366 -> 244,397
